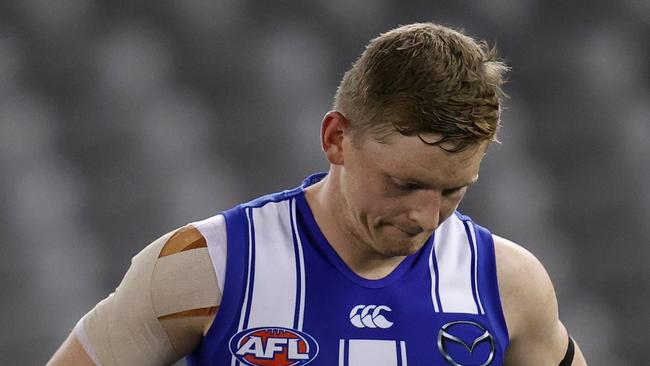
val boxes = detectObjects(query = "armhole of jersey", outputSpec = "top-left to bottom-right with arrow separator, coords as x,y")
190,214 -> 227,294
473,222 -> 510,352
191,206 -> 250,346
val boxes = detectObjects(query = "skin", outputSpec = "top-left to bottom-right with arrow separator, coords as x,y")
48,110 -> 587,365
305,112 -> 486,279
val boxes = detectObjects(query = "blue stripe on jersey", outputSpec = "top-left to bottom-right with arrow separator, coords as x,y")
396,341 -> 404,366
429,241 -> 444,312
241,207 -> 256,330
289,199 -> 302,330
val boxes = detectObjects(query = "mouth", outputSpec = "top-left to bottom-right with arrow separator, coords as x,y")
388,224 -> 422,237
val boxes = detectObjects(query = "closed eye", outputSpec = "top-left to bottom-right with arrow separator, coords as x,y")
395,181 -> 421,191
386,176 -> 422,193
442,187 -> 464,196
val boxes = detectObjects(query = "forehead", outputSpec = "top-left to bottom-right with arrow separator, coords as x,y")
358,133 -> 488,186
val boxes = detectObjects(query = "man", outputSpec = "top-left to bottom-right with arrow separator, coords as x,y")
49,23 -> 587,365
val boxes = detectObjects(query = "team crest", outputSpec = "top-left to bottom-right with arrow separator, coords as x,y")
229,327 -> 319,366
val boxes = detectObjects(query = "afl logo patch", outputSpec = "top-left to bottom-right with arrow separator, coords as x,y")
229,327 -> 319,366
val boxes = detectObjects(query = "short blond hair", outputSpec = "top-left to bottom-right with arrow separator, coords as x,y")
334,22 -> 509,151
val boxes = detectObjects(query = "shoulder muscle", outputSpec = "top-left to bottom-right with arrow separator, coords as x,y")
494,235 -> 558,333
494,235 -> 569,364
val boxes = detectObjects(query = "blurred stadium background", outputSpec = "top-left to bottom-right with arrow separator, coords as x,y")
1,1 -> 648,364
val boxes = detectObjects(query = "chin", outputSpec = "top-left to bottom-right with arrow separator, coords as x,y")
376,236 -> 427,257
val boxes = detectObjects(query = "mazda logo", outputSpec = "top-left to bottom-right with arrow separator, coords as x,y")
437,321 -> 495,366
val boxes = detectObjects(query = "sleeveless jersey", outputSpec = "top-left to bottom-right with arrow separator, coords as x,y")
188,173 -> 509,366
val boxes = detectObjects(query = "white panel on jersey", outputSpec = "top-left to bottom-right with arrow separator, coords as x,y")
190,214 -> 228,293
247,200 -> 298,327
347,339 -> 399,366
433,215 -> 478,314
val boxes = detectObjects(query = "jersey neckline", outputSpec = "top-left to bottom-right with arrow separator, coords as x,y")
294,172 -> 432,289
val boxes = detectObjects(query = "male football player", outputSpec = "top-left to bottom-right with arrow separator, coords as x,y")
50,22 -> 587,365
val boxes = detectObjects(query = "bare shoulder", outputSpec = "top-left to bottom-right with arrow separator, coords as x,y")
493,235 -> 559,339
492,235 -> 588,365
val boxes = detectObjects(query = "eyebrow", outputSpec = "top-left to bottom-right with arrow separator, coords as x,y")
396,174 -> 479,191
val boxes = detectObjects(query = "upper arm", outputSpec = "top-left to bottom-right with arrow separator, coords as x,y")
494,235 -> 587,365
47,331 -> 95,366
152,225 -> 222,354
49,216 -> 227,366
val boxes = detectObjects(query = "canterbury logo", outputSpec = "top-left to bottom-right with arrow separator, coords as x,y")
349,305 -> 394,329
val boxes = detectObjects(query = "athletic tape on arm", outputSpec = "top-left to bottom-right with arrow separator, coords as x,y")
152,247 -> 220,317
74,228 -> 222,366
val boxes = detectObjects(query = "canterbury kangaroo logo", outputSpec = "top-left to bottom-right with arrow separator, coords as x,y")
349,305 -> 394,329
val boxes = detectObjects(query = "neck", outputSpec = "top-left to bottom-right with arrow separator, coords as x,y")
304,172 -> 405,280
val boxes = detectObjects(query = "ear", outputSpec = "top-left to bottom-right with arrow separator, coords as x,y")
320,111 -> 349,165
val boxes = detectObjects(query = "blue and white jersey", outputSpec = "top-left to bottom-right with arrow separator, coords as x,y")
188,173 -> 509,366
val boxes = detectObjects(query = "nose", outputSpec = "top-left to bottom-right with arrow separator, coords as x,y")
406,190 -> 441,232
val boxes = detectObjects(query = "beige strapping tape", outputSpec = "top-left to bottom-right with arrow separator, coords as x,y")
82,231 -> 180,366
151,247 -> 221,317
